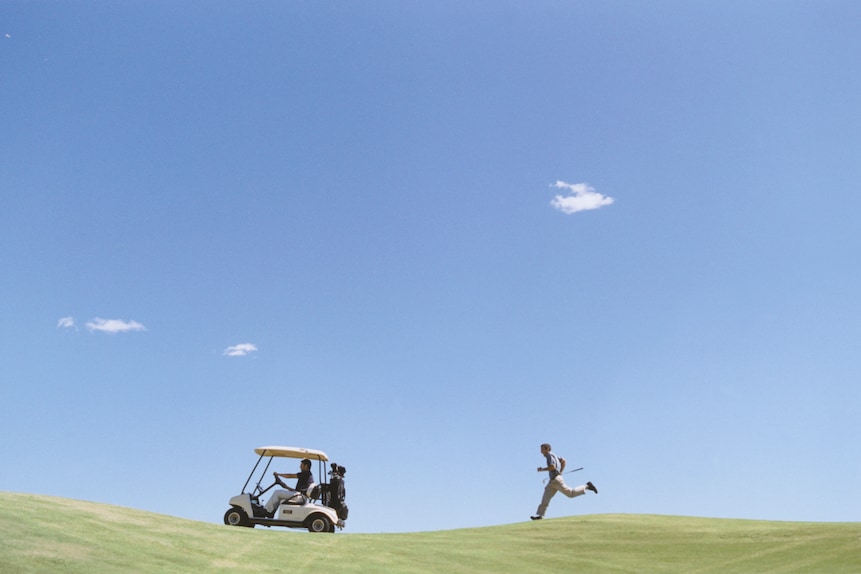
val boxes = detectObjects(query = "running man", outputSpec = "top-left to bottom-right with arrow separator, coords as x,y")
531,443 -> 597,520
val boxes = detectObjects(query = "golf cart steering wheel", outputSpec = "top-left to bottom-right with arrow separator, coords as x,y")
273,472 -> 288,489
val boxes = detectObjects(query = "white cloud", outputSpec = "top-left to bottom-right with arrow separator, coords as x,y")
550,181 -> 614,214
57,316 -> 75,329
223,343 -> 258,357
86,318 -> 146,334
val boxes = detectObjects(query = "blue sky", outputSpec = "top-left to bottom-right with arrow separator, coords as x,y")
2,1 -> 859,533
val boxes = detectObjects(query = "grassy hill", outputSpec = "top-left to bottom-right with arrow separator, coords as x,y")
1,492 -> 858,573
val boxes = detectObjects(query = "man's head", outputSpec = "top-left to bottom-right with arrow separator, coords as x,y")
300,458 -> 312,471
540,443 -> 551,455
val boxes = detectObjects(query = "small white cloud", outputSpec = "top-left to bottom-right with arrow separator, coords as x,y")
86,317 -> 146,334
223,343 -> 258,357
550,181 -> 614,214
57,316 -> 75,329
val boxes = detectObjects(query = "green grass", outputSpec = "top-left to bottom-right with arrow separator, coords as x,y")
1,492 -> 859,573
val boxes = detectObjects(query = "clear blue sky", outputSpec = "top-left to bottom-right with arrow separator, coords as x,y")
2,1 -> 859,533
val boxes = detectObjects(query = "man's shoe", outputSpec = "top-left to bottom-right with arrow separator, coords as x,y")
530,515 -> 543,520
586,481 -> 598,494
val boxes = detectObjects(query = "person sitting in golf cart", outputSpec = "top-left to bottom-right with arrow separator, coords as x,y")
264,458 -> 314,517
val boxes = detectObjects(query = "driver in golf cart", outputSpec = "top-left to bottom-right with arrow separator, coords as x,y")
263,458 -> 313,518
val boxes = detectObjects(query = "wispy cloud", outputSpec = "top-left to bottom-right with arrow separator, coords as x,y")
57,316 -> 76,329
223,343 -> 258,357
86,318 -> 146,334
550,181 -> 614,214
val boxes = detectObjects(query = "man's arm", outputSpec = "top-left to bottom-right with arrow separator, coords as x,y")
559,457 -> 566,473
274,471 -> 299,488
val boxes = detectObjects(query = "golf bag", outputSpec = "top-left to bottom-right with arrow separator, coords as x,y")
325,463 -> 349,520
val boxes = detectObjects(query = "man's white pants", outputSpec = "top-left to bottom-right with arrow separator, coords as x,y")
265,489 -> 301,513
536,476 -> 586,517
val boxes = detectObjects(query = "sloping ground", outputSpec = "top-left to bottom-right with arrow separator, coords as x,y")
1,493 -> 859,573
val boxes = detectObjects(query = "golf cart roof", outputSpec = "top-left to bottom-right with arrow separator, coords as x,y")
254,446 -> 328,461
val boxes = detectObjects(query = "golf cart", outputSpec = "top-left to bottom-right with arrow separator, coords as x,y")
224,446 -> 348,533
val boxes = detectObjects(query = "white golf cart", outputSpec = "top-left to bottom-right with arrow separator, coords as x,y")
224,446 -> 348,533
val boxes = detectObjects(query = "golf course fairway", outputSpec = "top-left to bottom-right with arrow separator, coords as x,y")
2,492 -> 858,573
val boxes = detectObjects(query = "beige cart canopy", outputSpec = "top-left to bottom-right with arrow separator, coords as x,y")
254,446 -> 328,461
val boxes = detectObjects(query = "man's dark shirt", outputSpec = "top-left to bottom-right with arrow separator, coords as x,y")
296,470 -> 313,491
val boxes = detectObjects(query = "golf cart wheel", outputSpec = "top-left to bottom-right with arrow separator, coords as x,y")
306,514 -> 333,533
224,507 -> 253,528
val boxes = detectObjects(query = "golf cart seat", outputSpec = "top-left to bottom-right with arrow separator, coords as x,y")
306,483 -> 322,501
